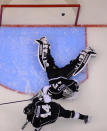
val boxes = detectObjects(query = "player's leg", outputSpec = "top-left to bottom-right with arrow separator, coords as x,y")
58,105 -> 91,124
35,37 -> 50,70
58,47 -> 96,78
71,46 -> 96,76
35,37 -> 58,71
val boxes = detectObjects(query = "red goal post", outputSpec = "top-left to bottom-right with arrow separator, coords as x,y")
0,4 -> 80,27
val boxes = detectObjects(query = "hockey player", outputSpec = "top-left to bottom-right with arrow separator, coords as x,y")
35,37 -> 96,100
23,96 -> 91,131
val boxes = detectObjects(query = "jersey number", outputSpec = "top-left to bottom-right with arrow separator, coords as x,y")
40,105 -> 51,118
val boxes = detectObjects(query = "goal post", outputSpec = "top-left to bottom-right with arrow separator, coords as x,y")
0,4 -> 80,27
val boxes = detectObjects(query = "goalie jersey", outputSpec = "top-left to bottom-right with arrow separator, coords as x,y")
47,77 -> 79,99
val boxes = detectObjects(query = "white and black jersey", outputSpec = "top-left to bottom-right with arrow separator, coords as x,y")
24,98 -> 90,131
36,37 -> 96,99
31,102 -> 60,128
24,97 -> 60,128
48,77 -> 79,99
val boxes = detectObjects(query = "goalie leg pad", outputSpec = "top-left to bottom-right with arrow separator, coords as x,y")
36,39 -> 50,70
72,50 -> 93,76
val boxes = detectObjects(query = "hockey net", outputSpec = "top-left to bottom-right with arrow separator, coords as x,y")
0,4 -> 80,27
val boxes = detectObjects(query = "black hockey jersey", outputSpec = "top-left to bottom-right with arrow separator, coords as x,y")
26,101 -> 60,128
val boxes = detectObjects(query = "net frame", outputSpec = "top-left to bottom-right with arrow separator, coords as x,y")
0,4 -> 80,27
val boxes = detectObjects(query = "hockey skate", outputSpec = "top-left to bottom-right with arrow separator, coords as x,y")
35,36 -> 50,46
40,36 -> 48,44
85,47 -> 96,57
84,115 -> 92,124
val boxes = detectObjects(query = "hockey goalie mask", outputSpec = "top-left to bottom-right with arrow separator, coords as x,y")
63,87 -> 73,98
